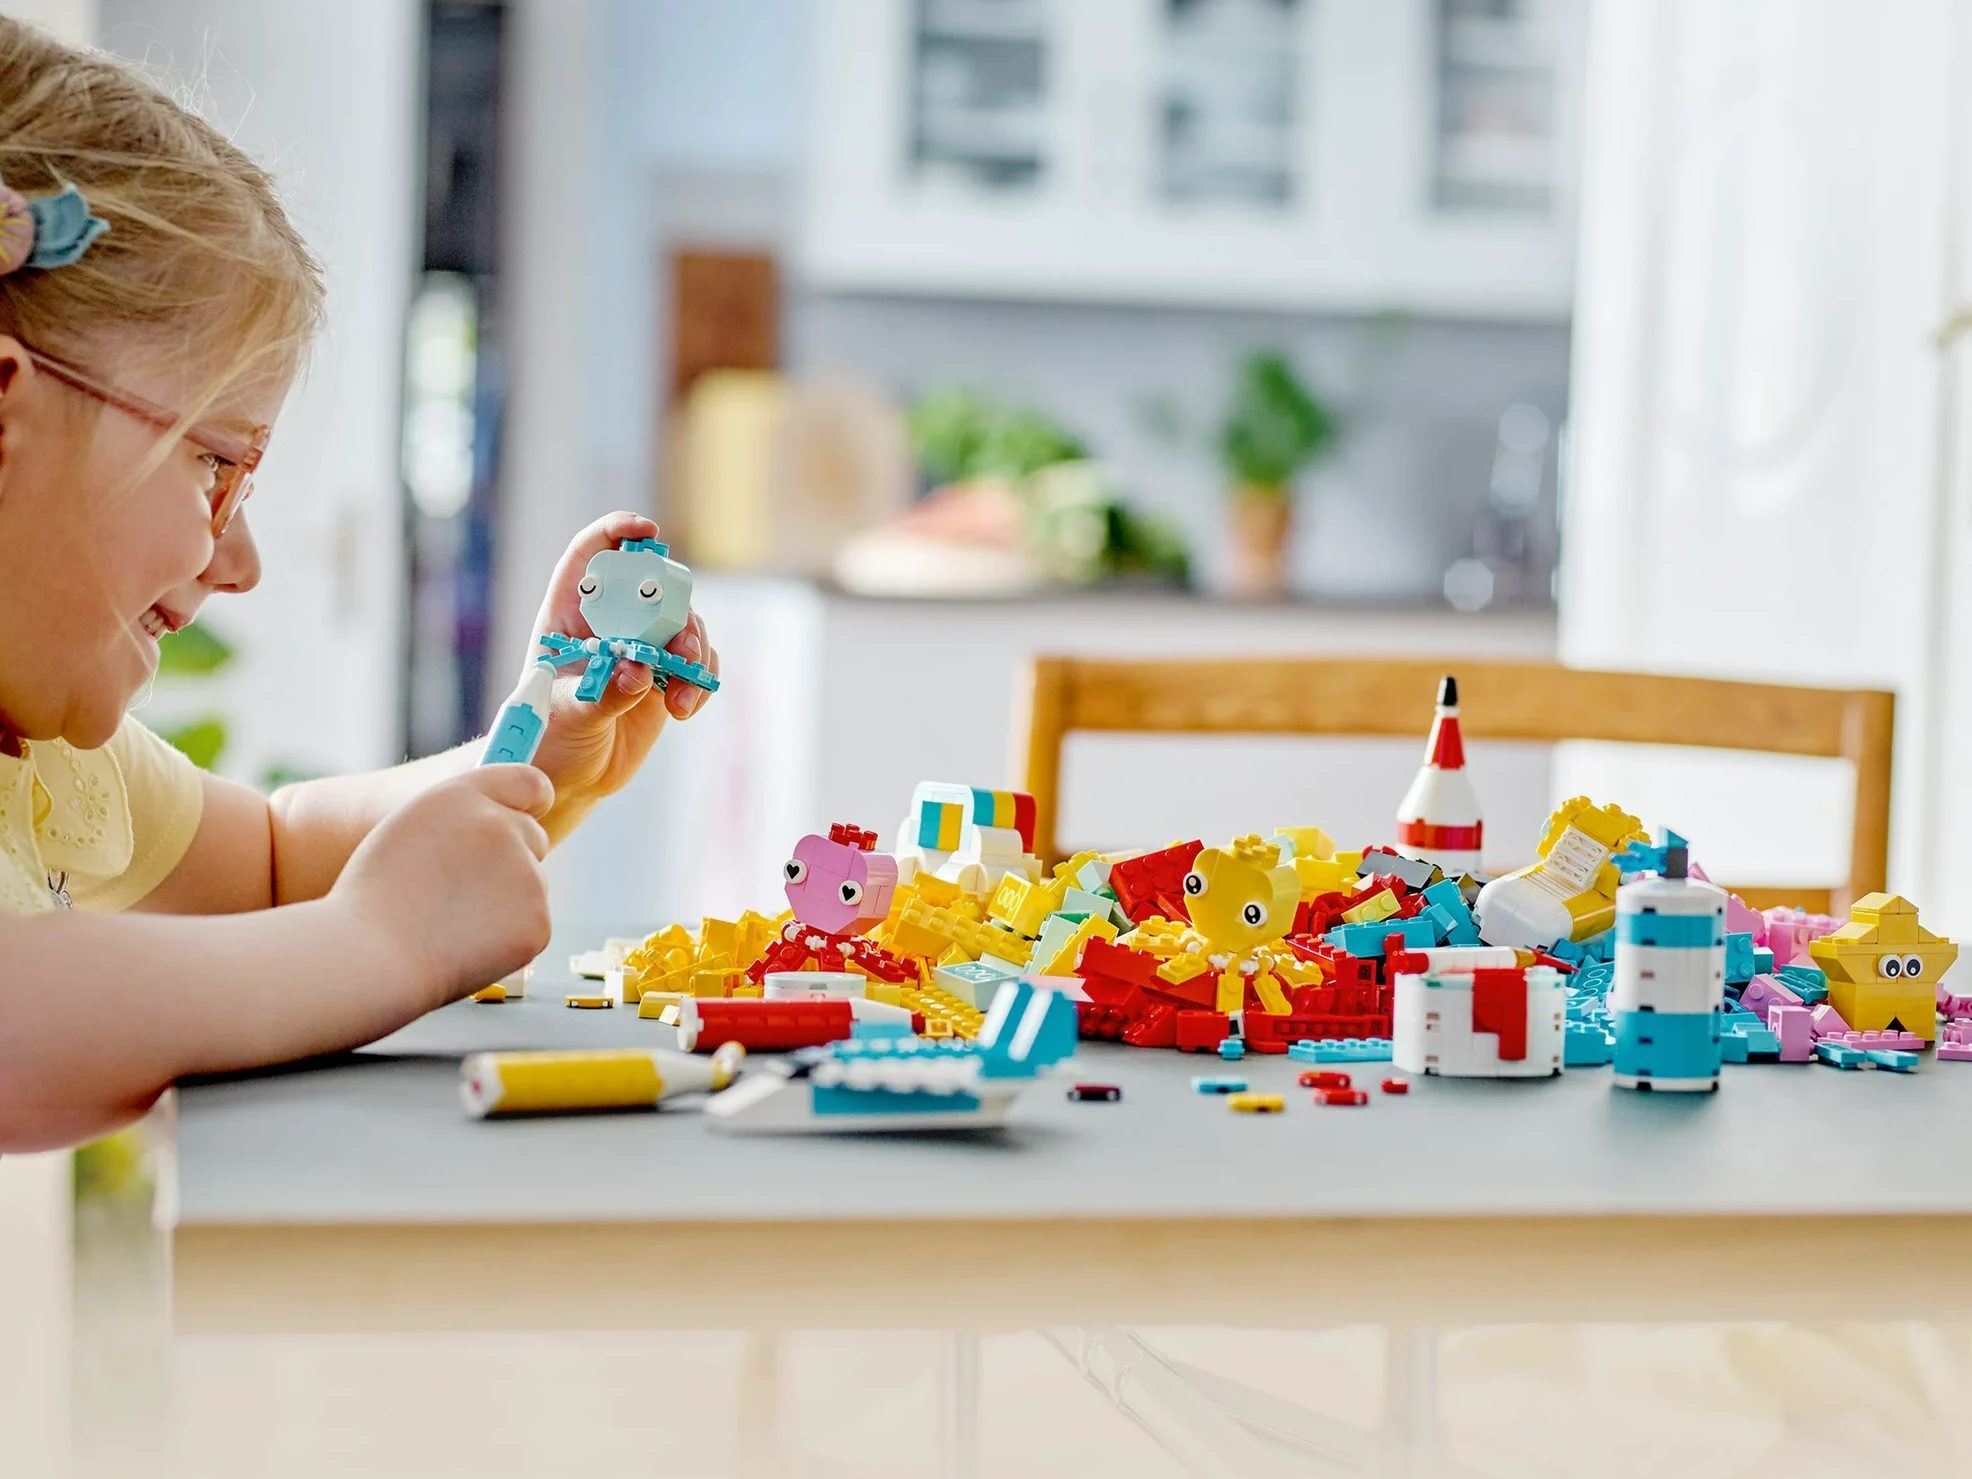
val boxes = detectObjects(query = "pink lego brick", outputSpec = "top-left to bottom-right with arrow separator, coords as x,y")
1939,987 -> 1972,1021
1938,1041 -> 1972,1063
1762,907 -> 1841,968
1725,892 -> 1766,945
1941,1020 -> 1972,1047
1739,974 -> 1802,1021
1768,1004 -> 1816,1064
1827,1029 -> 1924,1053
1810,1003 -> 1851,1040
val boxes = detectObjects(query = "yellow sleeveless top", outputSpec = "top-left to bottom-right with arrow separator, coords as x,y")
0,718 -> 204,914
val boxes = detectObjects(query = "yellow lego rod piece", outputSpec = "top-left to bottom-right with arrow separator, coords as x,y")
460,1044 -> 743,1119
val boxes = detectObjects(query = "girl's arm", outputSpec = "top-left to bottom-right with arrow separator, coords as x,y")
0,765 -> 555,1152
138,513 -> 716,914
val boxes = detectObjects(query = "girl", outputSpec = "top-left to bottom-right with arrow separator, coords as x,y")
0,19 -> 717,1150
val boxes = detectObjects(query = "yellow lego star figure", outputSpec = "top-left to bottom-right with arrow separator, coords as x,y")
1183,838 -> 1301,1019
1809,893 -> 1956,1041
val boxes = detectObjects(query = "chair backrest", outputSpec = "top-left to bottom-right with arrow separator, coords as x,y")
1015,655 -> 1895,915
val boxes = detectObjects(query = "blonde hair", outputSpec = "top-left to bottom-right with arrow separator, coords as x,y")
0,16 -> 324,415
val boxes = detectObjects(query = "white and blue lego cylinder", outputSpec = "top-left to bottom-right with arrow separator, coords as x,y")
1609,860 -> 1726,1093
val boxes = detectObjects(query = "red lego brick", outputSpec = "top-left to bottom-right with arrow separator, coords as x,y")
1380,1078 -> 1409,1095
1470,967 -> 1530,1061
1299,1070 -> 1352,1089
827,822 -> 879,851
1078,937 -> 1162,991
1122,1003 -> 1178,1048
1174,1009 -> 1232,1053
695,998 -> 853,1052
1315,1088 -> 1369,1107
1110,840 -> 1203,923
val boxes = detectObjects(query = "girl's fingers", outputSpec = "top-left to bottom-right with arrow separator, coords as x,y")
664,614 -> 716,719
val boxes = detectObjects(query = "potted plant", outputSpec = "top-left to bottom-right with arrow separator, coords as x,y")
1218,351 -> 1338,597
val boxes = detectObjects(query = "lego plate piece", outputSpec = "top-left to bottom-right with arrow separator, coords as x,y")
705,979 -> 1075,1135
1227,1092 -> 1285,1114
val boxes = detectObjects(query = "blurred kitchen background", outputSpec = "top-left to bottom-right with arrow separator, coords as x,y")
25,0 -> 1972,938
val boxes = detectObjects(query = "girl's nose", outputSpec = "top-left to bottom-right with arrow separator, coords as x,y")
205,510 -> 262,593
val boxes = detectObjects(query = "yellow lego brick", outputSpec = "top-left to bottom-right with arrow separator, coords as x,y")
564,993 -> 612,1010
699,917 -> 739,962
1250,972 -> 1290,1016
1158,951 -> 1210,986
688,967 -> 738,998
470,984 -> 507,1004
1227,833 -> 1282,869
1228,1092 -> 1285,1114
868,981 -> 905,1008
938,945 -> 972,967
637,990 -> 688,1019
989,874 -> 1056,937
886,903 -> 954,960
735,911 -> 777,962
1342,889 -> 1399,924
730,983 -> 762,999
1290,855 -> 1355,898
1120,917 -> 1191,957
1038,915 -> 1118,976
1214,965 -> 1245,1015
913,873 -> 964,910
1274,956 -> 1326,989
924,1019 -> 953,1039
1271,826 -> 1336,862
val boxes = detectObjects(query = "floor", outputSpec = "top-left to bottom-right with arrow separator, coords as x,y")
4,1134 -> 1970,1479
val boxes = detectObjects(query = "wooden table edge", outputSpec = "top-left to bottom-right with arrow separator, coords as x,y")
169,1211 -> 1972,1334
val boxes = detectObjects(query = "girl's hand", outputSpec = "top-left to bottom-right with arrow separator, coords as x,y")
524,513 -> 720,818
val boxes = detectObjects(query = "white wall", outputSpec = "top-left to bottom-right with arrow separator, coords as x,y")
97,0 -> 417,781
1559,0 -> 1955,907
5,0 -> 96,43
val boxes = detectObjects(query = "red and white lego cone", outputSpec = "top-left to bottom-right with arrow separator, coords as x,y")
1394,674 -> 1484,877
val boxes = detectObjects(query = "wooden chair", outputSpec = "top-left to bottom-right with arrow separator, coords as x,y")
1015,656 -> 1895,915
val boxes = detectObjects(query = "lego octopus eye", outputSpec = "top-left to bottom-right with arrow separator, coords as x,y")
1183,871 -> 1207,897
1879,955 -> 1903,978
577,575 -> 599,597
1241,902 -> 1267,928
783,859 -> 807,884
638,578 -> 663,602
839,881 -> 864,907
1903,955 -> 1924,979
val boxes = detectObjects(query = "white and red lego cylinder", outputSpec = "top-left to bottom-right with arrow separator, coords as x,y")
1394,674 -> 1484,877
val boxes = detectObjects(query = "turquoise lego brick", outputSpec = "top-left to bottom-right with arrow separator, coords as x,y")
1721,1032 -> 1750,1064
1288,1037 -> 1394,1064
1058,887 -> 1110,919
1579,930 -> 1615,962
1547,937 -> 1586,965
1753,947 -> 1776,974
852,1021 -> 914,1041
1564,1021 -> 1614,1067
1865,1048 -> 1919,1073
976,979 -> 1078,1078
1324,917 -> 1436,958
1192,1075 -> 1247,1094
1814,1041 -> 1870,1070
812,1084 -> 983,1115
1218,1038 -> 1246,1061
1774,965 -> 1828,1005
1724,932 -> 1757,985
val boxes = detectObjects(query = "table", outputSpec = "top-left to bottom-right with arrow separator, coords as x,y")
166,957 -> 1972,1336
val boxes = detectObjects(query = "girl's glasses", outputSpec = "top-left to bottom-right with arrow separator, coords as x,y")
21,345 -> 270,537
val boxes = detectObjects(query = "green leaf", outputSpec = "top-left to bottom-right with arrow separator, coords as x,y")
157,716 -> 227,770
1218,351 -> 1339,488
155,620 -> 235,676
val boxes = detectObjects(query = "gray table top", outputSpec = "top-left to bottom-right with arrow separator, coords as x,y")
167,950 -> 1972,1229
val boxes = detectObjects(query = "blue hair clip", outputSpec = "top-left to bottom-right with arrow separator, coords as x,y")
0,180 -> 110,275
25,184 -> 110,269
